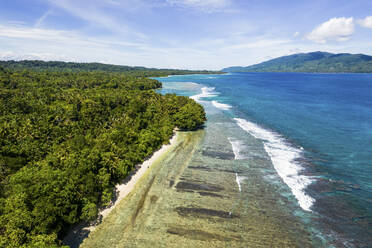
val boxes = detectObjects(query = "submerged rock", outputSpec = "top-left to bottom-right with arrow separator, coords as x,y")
167,226 -> 241,241
175,181 -> 224,192
175,207 -> 238,219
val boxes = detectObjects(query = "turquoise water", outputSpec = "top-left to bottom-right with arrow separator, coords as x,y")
156,73 -> 372,247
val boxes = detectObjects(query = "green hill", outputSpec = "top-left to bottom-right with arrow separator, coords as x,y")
222,51 -> 372,73
0,60 -> 219,76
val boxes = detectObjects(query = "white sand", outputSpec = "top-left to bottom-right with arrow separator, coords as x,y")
84,132 -> 179,231
63,132 -> 179,245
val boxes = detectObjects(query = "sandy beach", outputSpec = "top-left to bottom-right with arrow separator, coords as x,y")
98,131 -> 179,221
63,132 -> 179,247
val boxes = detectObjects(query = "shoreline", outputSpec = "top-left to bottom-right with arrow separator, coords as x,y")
79,130 -> 205,248
63,131 -> 179,247
98,131 -> 179,221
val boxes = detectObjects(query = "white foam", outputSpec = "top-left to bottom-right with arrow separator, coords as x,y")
228,138 -> 247,160
235,173 -> 242,192
234,118 -> 315,211
211,101 -> 232,110
190,87 -> 218,102
228,138 -> 248,192
235,173 -> 247,192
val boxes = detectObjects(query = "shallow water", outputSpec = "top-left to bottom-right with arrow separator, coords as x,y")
81,81 -> 329,247
158,73 -> 372,247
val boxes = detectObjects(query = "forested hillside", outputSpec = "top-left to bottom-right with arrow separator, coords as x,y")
0,67 -> 206,247
0,60 -> 220,77
222,51 -> 372,73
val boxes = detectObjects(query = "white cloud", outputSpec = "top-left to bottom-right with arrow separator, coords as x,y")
293,31 -> 300,37
358,16 -> 372,29
0,51 -> 73,61
34,9 -> 54,27
0,23 -> 219,69
166,0 -> 232,12
0,23 -> 159,54
46,0 -> 148,39
226,38 -> 291,50
0,24 -> 102,47
307,17 -> 354,43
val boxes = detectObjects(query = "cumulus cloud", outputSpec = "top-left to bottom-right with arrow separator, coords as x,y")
358,16 -> 372,28
307,17 -> 354,43
0,51 -> 74,61
166,0 -> 232,12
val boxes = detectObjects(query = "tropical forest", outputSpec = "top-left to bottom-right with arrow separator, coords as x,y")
0,62 -> 207,247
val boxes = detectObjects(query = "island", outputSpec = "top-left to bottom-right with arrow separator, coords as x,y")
222,51 -> 372,73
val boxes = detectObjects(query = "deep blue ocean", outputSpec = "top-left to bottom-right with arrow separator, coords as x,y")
157,72 -> 372,247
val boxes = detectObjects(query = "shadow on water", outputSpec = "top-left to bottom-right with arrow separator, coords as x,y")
167,226 -> 242,241
175,181 -> 224,192
197,191 -> 224,198
188,165 -> 212,171
175,207 -> 239,219
201,149 -> 235,160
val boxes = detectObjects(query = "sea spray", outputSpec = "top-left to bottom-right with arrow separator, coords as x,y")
190,87 -> 232,111
228,138 -> 248,160
191,87 -> 218,102
228,138 -> 248,192
234,118 -> 315,211
235,172 -> 242,192
211,100 -> 232,110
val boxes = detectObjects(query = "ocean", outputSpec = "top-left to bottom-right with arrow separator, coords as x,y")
157,72 -> 372,247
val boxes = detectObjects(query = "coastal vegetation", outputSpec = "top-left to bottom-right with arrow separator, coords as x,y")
0,60 -> 221,76
222,51 -> 372,73
0,65 -> 206,247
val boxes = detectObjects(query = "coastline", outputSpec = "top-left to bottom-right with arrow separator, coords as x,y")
79,75 -> 321,247
98,131 -> 179,221
63,131 -> 179,247
80,122 -> 312,247
78,73 -> 372,248
80,131 -> 207,248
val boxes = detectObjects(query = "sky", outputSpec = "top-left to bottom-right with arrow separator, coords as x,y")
0,0 -> 372,70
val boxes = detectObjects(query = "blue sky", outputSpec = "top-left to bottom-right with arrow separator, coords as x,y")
0,0 -> 372,70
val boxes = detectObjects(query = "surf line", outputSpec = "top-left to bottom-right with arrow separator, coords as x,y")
228,137 -> 247,193
211,100 -> 232,110
233,118 -> 315,212
190,86 -> 218,102
235,172 -> 242,192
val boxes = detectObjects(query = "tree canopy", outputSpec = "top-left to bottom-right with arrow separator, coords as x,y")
0,60 -> 221,76
0,67 -> 206,247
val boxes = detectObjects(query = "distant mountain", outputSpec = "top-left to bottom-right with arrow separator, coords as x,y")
222,52 -> 372,73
